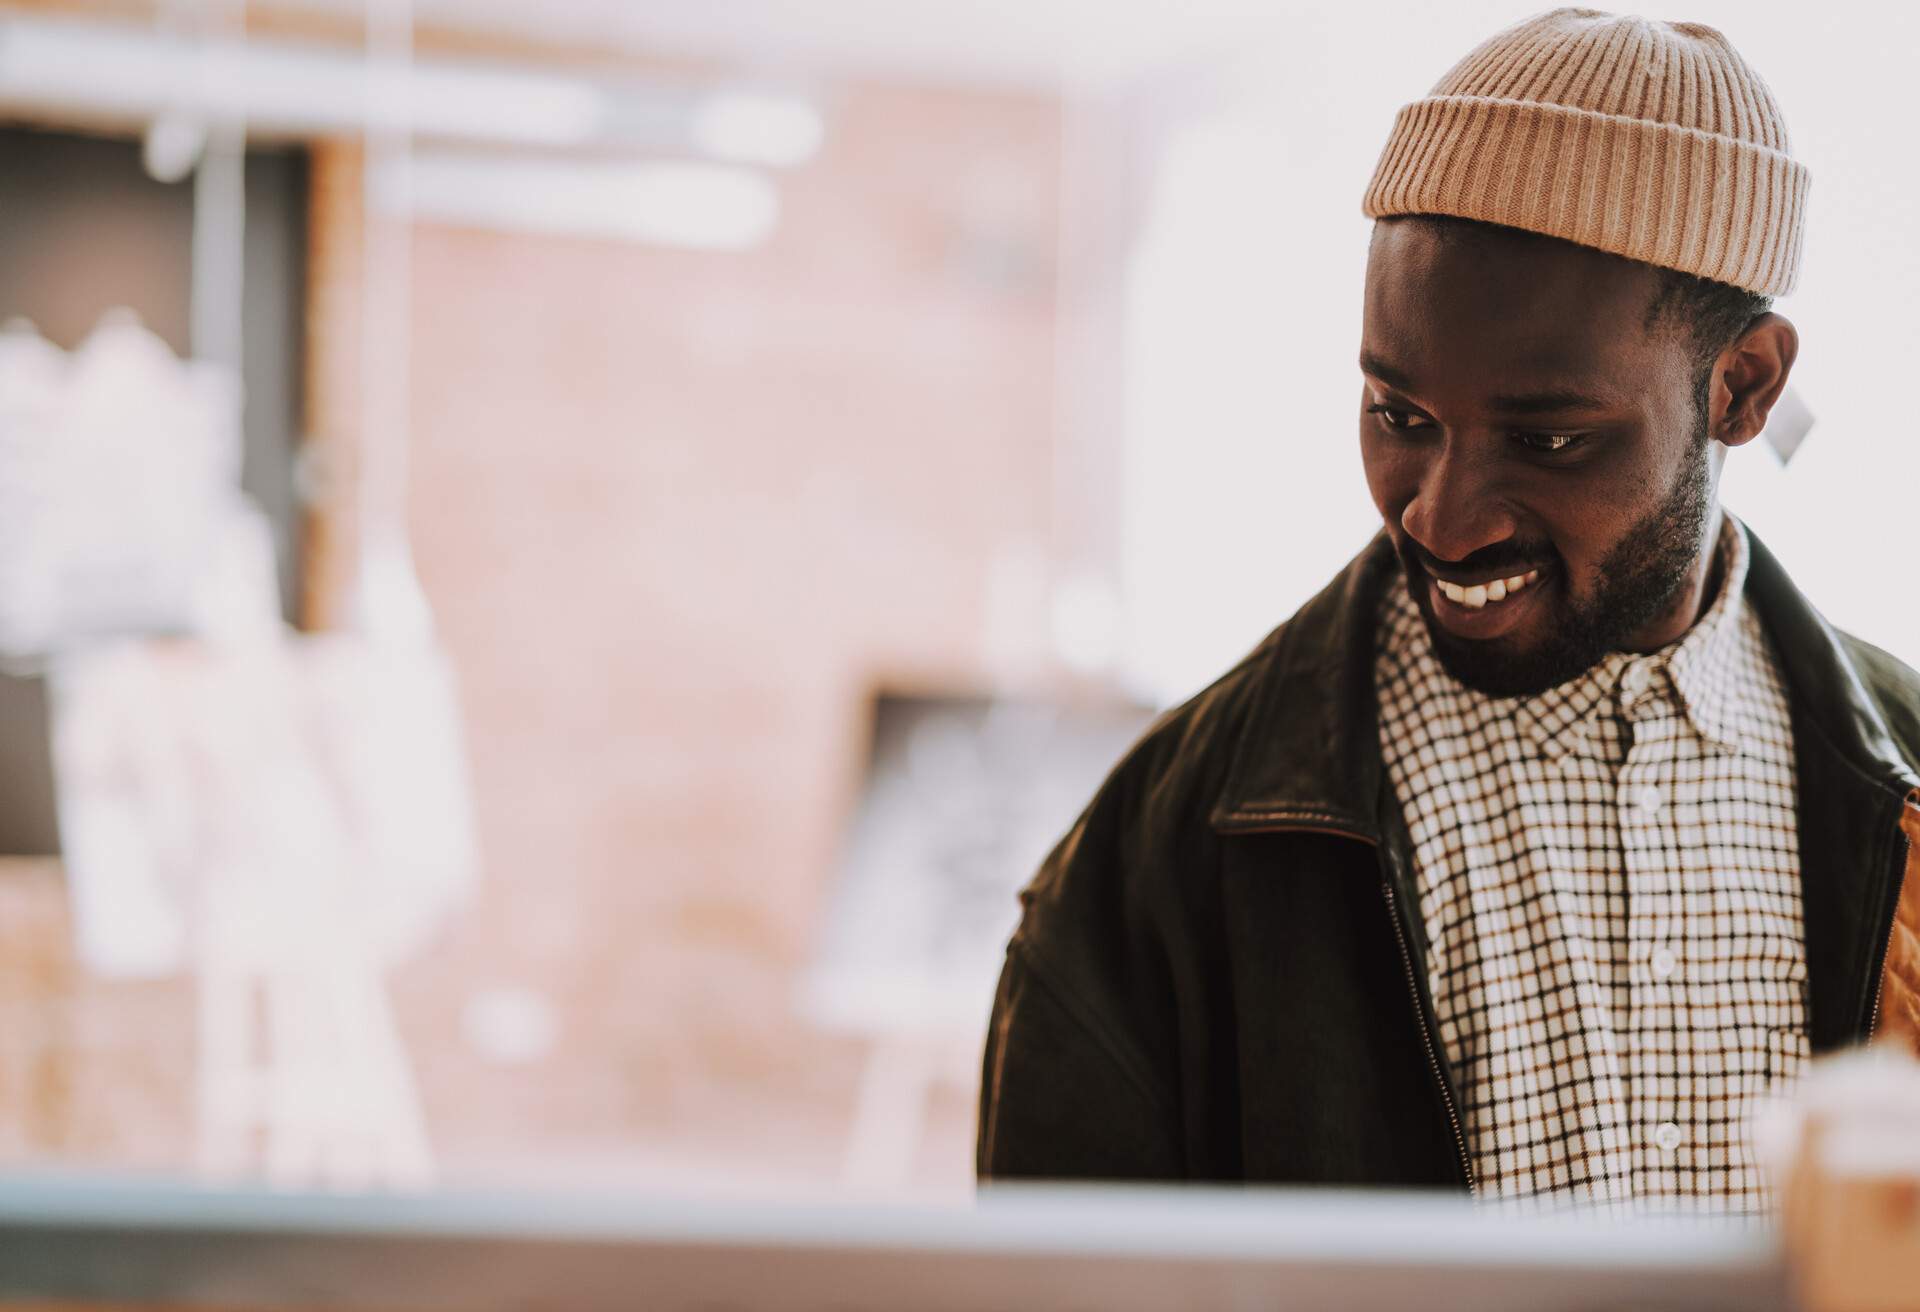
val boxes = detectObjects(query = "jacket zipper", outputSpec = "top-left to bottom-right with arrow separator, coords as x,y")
1223,817 -> 1476,1193
1868,887 -> 1895,1041
1866,807 -> 1914,1039
1381,873 -> 1477,1195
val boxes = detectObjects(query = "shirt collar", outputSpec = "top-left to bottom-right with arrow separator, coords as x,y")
1515,512 -> 1751,760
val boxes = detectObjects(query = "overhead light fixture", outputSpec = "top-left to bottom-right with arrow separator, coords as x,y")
381,152 -> 781,252
0,14 -> 824,165
0,16 -> 609,146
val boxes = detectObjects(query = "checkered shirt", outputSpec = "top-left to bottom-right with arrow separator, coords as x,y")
1374,515 -> 1809,1213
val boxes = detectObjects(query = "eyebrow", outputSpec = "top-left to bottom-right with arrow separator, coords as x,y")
1359,351 -> 1416,392
1359,351 -> 1614,416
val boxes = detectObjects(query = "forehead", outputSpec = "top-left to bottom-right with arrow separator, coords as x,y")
1362,219 -> 1670,391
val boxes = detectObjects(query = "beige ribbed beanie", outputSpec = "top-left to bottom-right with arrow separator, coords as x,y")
1362,7 -> 1809,296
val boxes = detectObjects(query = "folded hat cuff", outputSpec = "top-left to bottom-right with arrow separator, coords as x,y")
1361,95 -> 1810,297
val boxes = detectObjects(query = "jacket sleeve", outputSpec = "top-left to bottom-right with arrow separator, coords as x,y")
976,933 -> 1184,1181
975,685 -> 1220,1184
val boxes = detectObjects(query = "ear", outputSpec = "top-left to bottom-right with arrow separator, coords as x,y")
1711,313 -> 1799,448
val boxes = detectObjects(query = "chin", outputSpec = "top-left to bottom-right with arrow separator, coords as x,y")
1428,638 -> 1573,698
1414,591 -> 1589,699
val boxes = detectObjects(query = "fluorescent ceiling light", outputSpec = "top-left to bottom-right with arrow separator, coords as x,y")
0,16 -> 780,154
383,153 -> 781,252
0,17 -> 611,145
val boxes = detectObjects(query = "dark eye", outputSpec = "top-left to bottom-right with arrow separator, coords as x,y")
1367,404 -> 1432,431
1516,432 -> 1586,454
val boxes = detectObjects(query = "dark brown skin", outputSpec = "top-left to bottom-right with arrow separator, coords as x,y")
1359,218 -> 1799,689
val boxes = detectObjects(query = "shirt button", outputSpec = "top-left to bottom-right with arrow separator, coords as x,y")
1635,785 -> 1662,814
1622,662 -> 1651,696
1651,946 -> 1678,980
1654,1121 -> 1683,1153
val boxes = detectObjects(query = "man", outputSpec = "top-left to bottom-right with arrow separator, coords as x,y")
977,7 -> 1920,1210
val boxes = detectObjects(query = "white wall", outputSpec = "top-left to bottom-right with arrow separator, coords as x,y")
1110,1 -> 1916,705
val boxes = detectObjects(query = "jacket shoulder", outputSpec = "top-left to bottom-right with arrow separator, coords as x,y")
1111,629 -> 1285,820
1011,616 -> 1288,973
1021,535 -> 1393,921
985,622 -> 1293,1177
1838,630 -> 1920,777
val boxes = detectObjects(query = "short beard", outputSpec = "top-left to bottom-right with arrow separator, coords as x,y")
1399,428 -> 1715,699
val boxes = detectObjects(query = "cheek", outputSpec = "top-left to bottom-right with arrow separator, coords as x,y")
1358,431 -> 1412,523
1544,475 -> 1656,596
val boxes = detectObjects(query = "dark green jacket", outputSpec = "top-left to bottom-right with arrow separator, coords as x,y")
977,527 -> 1920,1188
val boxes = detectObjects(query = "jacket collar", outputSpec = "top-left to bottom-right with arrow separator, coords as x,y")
1745,527 -> 1920,798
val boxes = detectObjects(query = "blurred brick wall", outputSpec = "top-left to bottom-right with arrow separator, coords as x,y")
0,50 -> 1060,1193
362,81 -> 1063,1193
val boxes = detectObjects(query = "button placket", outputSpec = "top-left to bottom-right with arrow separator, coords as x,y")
1617,683 -> 1684,1192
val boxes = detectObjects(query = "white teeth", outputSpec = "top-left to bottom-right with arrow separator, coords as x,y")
1439,567 -> 1544,608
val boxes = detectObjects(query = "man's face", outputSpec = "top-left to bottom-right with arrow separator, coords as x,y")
1359,218 -> 1718,698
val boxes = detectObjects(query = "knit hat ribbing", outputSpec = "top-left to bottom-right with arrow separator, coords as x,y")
1361,7 -> 1809,296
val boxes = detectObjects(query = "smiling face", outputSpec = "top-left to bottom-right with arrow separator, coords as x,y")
1360,217 -> 1730,697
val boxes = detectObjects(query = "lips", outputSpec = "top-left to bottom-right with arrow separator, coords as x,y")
1422,562 -> 1553,641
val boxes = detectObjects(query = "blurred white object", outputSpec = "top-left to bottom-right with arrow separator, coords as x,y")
142,110 -> 207,183
50,637 -> 478,978
4,303 -> 472,1189
1761,386 -> 1814,467
463,985 -> 560,1067
0,319 -> 69,669
1754,1040 -> 1920,1312
49,635 -> 477,1189
0,313 -> 254,659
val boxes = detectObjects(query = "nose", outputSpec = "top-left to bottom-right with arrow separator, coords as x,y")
1399,440 -> 1518,565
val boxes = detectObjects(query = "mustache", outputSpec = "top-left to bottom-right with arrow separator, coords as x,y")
1397,538 -> 1557,578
